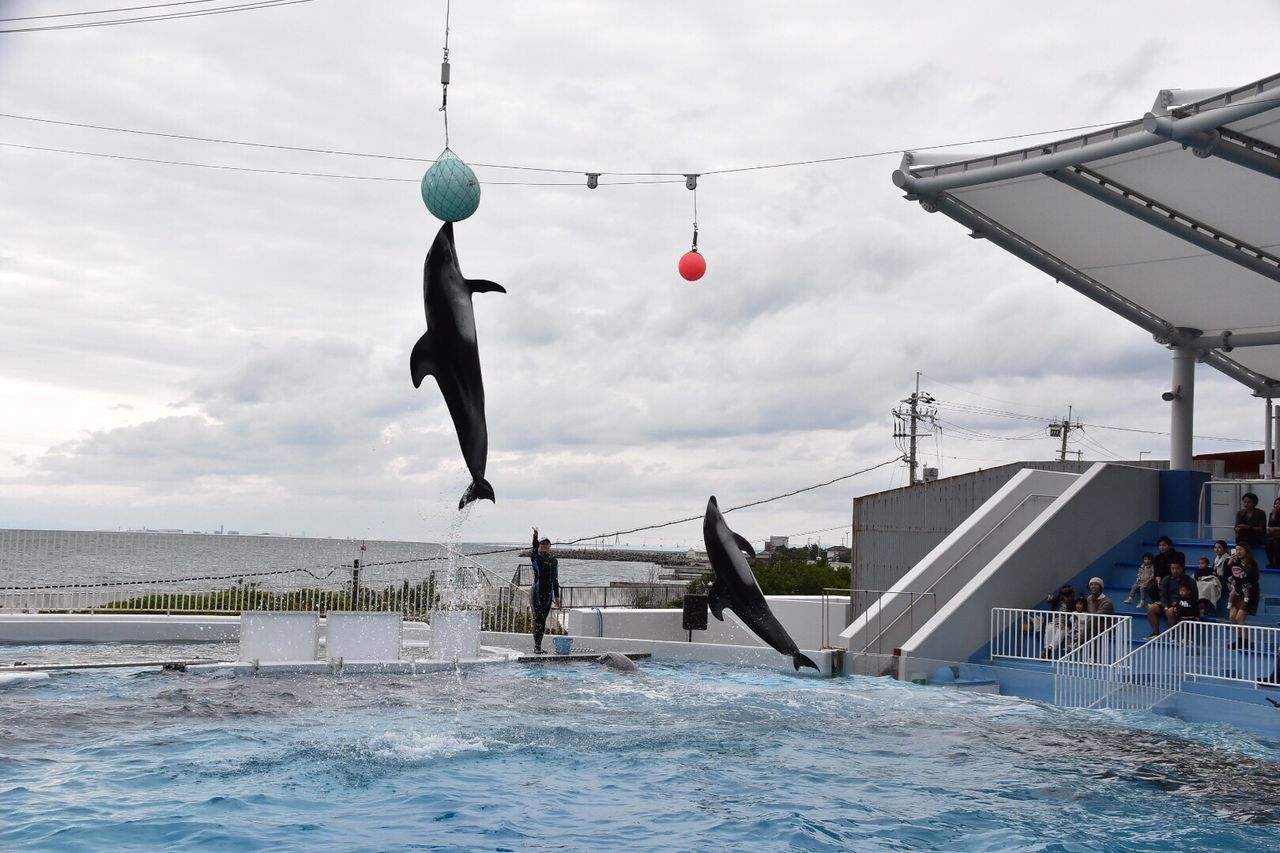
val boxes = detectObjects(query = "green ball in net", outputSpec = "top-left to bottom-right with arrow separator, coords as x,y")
421,148 -> 481,222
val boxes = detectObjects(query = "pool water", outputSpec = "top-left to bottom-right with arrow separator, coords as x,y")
2,649 -> 1279,850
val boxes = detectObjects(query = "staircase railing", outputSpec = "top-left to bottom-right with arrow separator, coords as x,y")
855,493 -> 1056,654
1053,615 -> 1133,707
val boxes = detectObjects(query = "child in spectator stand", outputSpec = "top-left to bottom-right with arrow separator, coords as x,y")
1125,552 -> 1155,606
1228,544 -> 1262,649
1065,597 -> 1090,653
1175,579 -> 1199,627
1041,584 -> 1078,658
1193,556 -> 1223,618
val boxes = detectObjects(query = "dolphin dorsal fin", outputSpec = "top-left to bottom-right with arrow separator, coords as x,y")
409,332 -> 437,388
468,279 -> 506,295
733,532 -> 756,558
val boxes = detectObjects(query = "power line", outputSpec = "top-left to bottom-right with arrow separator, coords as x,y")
555,457 -> 901,547
0,0 -> 314,33
1,1 -> 222,22
934,399 -> 1258,445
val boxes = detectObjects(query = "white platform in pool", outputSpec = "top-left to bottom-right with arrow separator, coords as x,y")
188,646 -> 523,676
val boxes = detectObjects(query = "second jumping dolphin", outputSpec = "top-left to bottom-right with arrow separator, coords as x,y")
703,495 -> 820,671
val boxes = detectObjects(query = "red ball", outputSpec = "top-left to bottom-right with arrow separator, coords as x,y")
678,250 -> 706,281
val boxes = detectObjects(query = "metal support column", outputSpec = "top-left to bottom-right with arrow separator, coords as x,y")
1267,399 -> 1274,478
1274,409 -> 1280,480
1169,345 -> 1196,470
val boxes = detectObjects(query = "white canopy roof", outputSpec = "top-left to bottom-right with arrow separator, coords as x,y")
894,72 -> 1280,396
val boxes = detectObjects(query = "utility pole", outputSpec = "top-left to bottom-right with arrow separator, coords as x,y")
892,372 -> 937,485
1048,405 -> 1082,462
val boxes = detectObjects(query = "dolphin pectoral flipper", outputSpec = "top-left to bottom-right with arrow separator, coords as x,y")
409,332 -> 437,389
459,477 -> 496,510
468,279 -> 506,294
732,532 -> 756,558
707,581 -> 731,620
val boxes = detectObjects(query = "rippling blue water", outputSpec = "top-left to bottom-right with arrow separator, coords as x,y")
2,649 -> 1278,851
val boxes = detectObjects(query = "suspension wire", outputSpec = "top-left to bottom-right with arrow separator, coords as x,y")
0,112 -> 1155,179
0,141 -> 686,185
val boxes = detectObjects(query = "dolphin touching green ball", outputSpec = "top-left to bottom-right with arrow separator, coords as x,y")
410,222 -> 505,510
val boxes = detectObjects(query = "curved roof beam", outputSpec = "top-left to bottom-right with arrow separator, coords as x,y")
1046,165 -> 1280,284
894,74 -> 1280,196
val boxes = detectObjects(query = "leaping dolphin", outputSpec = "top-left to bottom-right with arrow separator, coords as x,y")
703,495 -> 819,672
410,222 -> 506,509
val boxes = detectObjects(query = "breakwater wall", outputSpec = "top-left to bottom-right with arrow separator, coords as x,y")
521,548 -> 706,568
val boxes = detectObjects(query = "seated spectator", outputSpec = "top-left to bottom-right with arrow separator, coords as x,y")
1234,492 -> 1266,549
1085,577 -> 1114,615
1041,584 -> 1078,658
1125,552 -> 1155,607
1147,558 -> 1191,638
1152,536 -> 1185,584
1212,539 -> 1231,582
1267,497 -> 1280,568
1228,543 -> 1262,649
1193,556 -> 1222,618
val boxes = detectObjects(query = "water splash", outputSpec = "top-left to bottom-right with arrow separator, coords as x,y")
435,504 -> 480,611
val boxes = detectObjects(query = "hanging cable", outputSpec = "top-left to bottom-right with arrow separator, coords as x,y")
439,0 -> 451,148
690,179 -> 699,251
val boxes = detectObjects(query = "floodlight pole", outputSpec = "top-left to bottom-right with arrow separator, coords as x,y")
1169,344 -> 1196,470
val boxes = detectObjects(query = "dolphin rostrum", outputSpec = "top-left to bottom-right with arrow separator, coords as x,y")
703,495 -> 819,671
410,222 -> 506,509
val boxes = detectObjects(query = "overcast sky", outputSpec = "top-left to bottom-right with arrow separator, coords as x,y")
1,0 -> 1278,547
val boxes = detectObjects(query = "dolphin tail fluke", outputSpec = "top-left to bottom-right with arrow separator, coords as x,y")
458,477 -> 496,510
793,651 -> 820,672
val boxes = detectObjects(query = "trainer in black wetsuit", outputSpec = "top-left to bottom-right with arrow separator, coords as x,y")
530,527 -> 561,654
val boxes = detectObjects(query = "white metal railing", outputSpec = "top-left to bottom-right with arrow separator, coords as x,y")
844,588 -> 937,654
1092,620 -> 1280,710
989,607 -> 1130,663
1053,615 -> 1133,707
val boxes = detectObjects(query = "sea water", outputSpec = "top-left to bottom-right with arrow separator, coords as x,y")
1,651 -> 1277,851
0,529 -> 662,590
